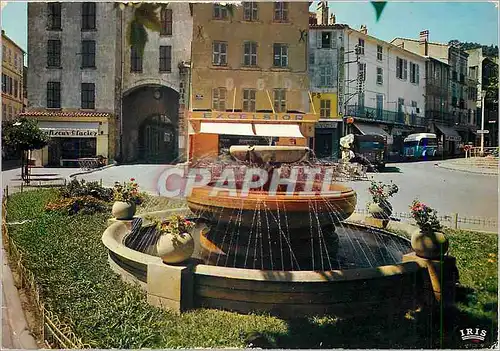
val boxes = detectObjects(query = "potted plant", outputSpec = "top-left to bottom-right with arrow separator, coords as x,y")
366,181 -> 399,219
112,178 -> 145,220
409,200 -> 449,259
155,215 -> 195,264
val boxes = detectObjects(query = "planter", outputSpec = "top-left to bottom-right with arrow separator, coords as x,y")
157,232 -> 195,264
411,230 -> 449,259
112,201 -> 136,220
367,200 -> 392,219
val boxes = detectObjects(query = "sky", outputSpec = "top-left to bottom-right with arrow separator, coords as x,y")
0,1 -> 498,58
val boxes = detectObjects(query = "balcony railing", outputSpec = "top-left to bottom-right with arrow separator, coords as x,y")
346,105 -> 426,127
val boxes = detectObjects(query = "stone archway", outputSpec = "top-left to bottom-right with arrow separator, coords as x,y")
122,85 -> 179,163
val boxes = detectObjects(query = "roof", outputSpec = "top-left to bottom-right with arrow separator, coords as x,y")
309,23 -> 349,30
426,56 -> 450,66
20,110 -> 114,118
1,30 -> 25,54
391,37 -> 448,47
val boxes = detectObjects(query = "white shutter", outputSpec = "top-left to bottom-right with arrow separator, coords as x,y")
416,64 -> 420,84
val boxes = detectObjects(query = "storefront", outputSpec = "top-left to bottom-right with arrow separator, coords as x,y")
20,111 -> 114,167
314,120 -> 341,159
433,123 -> 462,156
188,111 -> 317,161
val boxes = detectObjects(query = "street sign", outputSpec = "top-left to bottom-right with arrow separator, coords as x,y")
477,130 -> 490,134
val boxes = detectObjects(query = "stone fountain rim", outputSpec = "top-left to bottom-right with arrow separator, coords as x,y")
102,209 -> 415,283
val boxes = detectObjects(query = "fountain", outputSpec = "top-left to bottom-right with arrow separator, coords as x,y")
102,145 -> 449,318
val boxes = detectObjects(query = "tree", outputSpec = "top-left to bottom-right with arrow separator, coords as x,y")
2,117 -> 49,183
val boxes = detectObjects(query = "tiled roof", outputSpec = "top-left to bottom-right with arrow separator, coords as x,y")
309,23 -> 349,29
391,37 -> 448,47
19,110 -> 113,118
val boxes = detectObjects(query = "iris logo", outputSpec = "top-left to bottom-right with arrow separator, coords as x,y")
459,328 -> 487,343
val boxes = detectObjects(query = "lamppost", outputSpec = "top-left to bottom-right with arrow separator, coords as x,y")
480,90 -> 486,155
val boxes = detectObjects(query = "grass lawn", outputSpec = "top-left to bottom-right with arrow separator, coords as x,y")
5,189 -> 498,349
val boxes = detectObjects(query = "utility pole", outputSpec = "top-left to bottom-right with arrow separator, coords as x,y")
342,44 -> 362,135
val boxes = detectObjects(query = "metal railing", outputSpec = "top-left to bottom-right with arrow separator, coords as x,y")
2,193 -> 88,349
464,147 -> 499,158
346,105 -> 426,127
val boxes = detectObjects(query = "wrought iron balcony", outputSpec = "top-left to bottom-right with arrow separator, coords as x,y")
345,105 -> 426,127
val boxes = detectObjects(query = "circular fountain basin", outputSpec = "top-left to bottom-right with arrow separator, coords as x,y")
102,211 -> 426,318
187,183 -> 357,230
229,145 -> 310,163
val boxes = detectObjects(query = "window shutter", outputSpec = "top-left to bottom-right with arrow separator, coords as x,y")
416,64 -> 420,84
403,60 -> 408,80
316,32 -> 322,49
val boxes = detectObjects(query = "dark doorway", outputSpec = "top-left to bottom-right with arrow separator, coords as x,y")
139,115 -> 176,163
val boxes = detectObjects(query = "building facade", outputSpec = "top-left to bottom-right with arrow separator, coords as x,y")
188,2 -> 316,161
392,33 -> 473,155
467,47 -> 499,146
23,2 -> 192,167
343,27 -> 427,156
308,7 -> 346,159
2,30 -> 25,122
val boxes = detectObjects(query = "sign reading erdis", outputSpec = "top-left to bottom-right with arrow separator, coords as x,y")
43,129 -> 98,138
189,111 -> 317,121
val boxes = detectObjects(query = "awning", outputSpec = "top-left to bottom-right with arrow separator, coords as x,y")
38,121 -> 99,138
434,124 -> 462,142
352,122 -> 393,144
199,122 -> 254,136
254,124 -> 304,138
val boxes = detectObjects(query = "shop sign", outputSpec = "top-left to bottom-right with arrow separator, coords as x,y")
189,111 -> 317,122
43,129 -> 98,138
316,122 -> 338,129
445,135 -> 462,142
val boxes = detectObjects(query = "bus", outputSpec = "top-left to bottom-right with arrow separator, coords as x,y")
403,133 -> 439,160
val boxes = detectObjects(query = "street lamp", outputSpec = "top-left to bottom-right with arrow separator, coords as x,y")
480,90 -> 486,155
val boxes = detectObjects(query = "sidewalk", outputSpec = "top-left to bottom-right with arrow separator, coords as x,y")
437,158 -> 498,175
2,247 -> 38,349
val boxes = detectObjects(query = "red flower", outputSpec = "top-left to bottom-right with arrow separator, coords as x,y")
130,178 -> 136,181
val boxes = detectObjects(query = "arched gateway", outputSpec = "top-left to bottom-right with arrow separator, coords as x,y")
121,85 -> 179,163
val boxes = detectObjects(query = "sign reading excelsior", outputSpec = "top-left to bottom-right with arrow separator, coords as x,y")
42,129 -> 98,138
189,111 -> 318,122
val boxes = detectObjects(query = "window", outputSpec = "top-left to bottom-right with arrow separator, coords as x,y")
18,80 -> 21,98
212,41 -> 227,66
212,87 -> 227,111
1,74 -> 6,93
7,48 -> 11,63
243,2 -> 258,21
242,89 -> 256,112
213,4 -> 228,20
13,79 -> 18,98
358,62 -> 366,82
376,67 -> 383,85
273,2 -> 288,22
410,62 -> 420,84
14,53 -> 18,70
47,3 -> 61,30
358,38 -> 365,55
243,41 -> 257,66
47,82 -> 61,108
81,40 -> 96,68
160,8 -> 172,36
47,40 -> 61,68
321,32 -> 332,49
398,98 -> 404,113
273,89 -> 286,113
411,100 -> 417,114
319,66 -> 333,87
82,3 -> 96,30
377,45 -> 383,60
358,92 -> 365,110
130,46 -> 143,72
8,77 -> 12,95
320,99 -> 331,118
2,45 -> 5,61
81,83 -> 95,109
273,44 -> 288,67
159,45 -> 172,72
396,57 -> 408,80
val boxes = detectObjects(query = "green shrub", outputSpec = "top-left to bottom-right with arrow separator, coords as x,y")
60,179 -> 113,202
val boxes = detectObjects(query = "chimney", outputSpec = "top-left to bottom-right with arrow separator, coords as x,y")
316,1 -> 328,25
330,13 -> 336,25
360,25 -> 367,34
419,30 -> 429,56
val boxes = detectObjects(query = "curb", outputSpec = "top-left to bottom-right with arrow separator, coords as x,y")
68,163 -> 116,180
436,162 -> 498,176
2,248 -> 38,349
